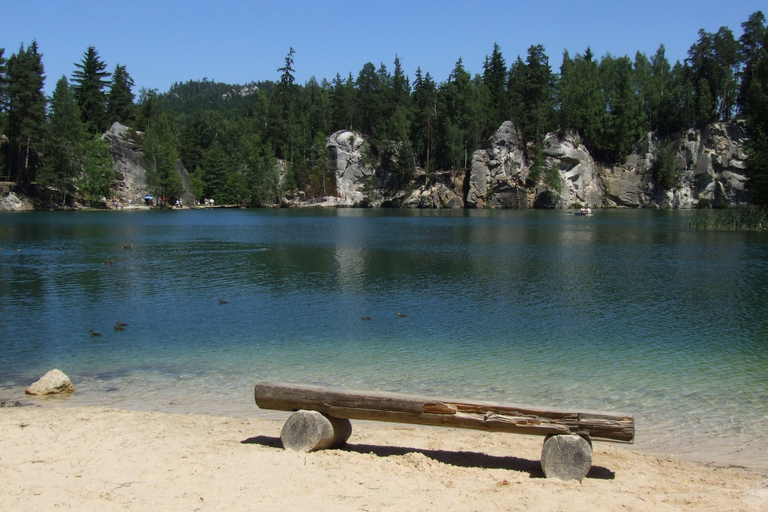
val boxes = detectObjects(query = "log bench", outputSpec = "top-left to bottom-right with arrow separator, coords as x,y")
253,381 -> 634,482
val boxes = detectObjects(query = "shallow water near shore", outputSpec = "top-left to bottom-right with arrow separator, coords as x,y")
1,208 -> 767,469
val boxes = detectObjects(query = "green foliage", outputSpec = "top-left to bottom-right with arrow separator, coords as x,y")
544,161 -> 562,193
527,143 -> 545,185
79,137 -> 114,204
106,64 -> 135,126
40,76 -> 84,203
142,112 -> 182,204
689,206 -> 768,231
4,13 -> 768,208
653,141 -> 679,189
6,41 -> 47,184
71,46 -> 111,135
740,12 -> 768,205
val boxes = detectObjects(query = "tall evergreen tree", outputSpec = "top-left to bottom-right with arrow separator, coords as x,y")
481,43 -> 508,136
738,12 -> 768,204
71,46 -> 111,135
42,76 -> 84,203
330,72 -> 356,131
0,47 -> 7,113
686,27 -> 740,124
268,47 -> 298,162
558,47 -> 602,149
106,64 -> 135,126
142,112 -> 182,204
411,67 -> 437,172
6,41 -> 47,184
435,58 -> 482,170
79,136 -> 114,205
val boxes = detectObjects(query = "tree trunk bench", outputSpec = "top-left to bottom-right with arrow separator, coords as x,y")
254,381 -> 634,482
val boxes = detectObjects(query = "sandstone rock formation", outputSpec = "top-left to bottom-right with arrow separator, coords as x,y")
0,187 -> 34,211
466,121 -> 528,208
601,120 -> 749,208
104,122 -> 194,206
328,130 -> 376,204
402,169 -> 464,208
542,130 -> 603,207
25,369 -> 75,395
104,122 -> 149,205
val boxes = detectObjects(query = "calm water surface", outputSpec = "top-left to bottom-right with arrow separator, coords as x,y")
1,209 -> 767,469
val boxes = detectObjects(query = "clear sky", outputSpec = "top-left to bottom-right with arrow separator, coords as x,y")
1,0 -> 765,96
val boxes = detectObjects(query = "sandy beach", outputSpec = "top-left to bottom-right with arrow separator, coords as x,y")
1,404 -> 766,511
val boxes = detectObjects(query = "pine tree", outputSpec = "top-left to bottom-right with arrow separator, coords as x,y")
71,46 -> 111,135
738,11 -> 768,204
80,136 -> 114,205
0,47 -> 7,113
411,67 -> 437,172
142,112 -> 182,204
6,41 -> 47,184
481,43 -> 508,136
268,48 -> 298,162
106,64 -> 135,126
42,76 -> 84,203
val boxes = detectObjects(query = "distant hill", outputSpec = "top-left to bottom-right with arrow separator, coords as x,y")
160,78 -> 276,118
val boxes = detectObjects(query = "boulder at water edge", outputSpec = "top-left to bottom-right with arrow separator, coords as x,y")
25,369 -> 75,395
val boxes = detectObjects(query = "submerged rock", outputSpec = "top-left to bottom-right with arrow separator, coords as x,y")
25,369 -> 75,396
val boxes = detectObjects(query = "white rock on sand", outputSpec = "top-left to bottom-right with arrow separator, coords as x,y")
0,406 -> 766,511
23,369 -> 75,395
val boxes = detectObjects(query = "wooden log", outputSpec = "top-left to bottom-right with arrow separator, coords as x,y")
280,410 -> 353,452
540,434 -> 593,481
254,381 -> 634,443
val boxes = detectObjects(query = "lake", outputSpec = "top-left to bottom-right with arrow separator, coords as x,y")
1,208 -> 766,469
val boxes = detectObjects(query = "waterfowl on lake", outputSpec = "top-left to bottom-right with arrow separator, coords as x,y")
114,325 -> 126,331
116,321 -> 128,326
122,243 -> 132,249
397,312 -> 407,317
13,248 -> 22,252
102,261 -> 113,265
89,330 -> 101,337
362,316 -> 371,320
219,299 -> 228,304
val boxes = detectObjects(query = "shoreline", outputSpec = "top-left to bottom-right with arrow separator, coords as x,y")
1,403 -> 766,511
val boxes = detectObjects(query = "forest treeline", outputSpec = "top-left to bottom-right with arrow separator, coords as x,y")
1,11 -> 767,207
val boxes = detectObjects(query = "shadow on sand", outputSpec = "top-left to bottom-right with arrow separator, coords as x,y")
241,435 -> 615,480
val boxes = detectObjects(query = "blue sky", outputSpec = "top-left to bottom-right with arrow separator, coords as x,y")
1,1 -> 765,96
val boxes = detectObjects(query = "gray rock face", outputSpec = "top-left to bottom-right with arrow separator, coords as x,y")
405,170 -> 465,208
542,130 -> 603,207
25,369 -> 75,395
467,122 -> 602,208
601,120 -> 749,208
104,122 -> 194,206
104,122 -> 149,205
0,188 -> 34,211
327,130 -> 376,204
467,121 -> 527,208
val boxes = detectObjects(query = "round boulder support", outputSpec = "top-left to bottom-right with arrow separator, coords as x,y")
540,434 -> 593,481
280,410 -> 352,452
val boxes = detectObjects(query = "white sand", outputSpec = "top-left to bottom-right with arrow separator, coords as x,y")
1,405 -> 766,511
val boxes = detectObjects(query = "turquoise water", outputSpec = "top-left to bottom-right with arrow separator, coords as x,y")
1,209 -> 767,468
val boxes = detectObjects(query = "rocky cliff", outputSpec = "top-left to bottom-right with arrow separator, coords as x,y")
105,122 -> 194,206
328,119 -> 749,210
601,120 -> 749,208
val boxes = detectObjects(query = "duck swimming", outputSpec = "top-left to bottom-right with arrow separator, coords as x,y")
397,312 -> 407,317
89,330 -> 101,337
362,316 -> 371,320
